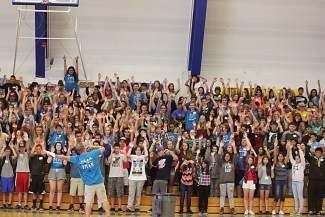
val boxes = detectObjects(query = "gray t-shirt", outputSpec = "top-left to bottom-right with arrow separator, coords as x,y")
218,154 -> 238,184
16,152 -> 30,173
258,165 -> 272,185
109,153 -> 125,178
1,157 -> 14,178
274,163 -> 289,181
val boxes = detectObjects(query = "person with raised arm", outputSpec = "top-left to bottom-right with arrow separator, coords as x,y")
126,139 -> 148,213
288,143 -> 305,216
54,139 -> 110,217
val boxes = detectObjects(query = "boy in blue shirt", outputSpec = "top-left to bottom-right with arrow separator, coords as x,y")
55,143 -> 110,217
184,102 -> 199,131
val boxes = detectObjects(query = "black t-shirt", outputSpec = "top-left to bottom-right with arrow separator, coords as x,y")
153,154 -> 173,181
30,154 -> 46,176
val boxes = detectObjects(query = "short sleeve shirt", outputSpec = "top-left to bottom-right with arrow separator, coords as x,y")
69,149 -> 103,186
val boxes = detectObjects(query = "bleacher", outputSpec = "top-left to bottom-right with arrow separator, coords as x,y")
8,174 -> 325,214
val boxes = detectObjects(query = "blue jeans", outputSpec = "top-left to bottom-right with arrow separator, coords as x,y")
292,181 -> 304,213
180,183 -> 192,211
274,180 -> 287,202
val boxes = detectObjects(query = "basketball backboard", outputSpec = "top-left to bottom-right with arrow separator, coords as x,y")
12,0 -> 79,7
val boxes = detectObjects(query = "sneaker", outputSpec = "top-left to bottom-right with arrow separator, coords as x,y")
117,208 -> 123,214
31,206 -> 37,212
98,207 -> 105,214
48,206 -> 53,211
272,210 -> 277,215
279,210 -> 285,215
244,210 -> 249,215
134,208 -> 140,213
7,204 -> 12,209
126,208 -> 132,213
23,205 -> 29,210
230,208 -> 236,215
38,206 -> 44,212
55,206 -> 61,212
187,209 -> 193,214
15,204 -> 22,209
110,208 -> 116,212
67,205 -> 74,213
220,207 -> 224,215
265,211 -> 271,215
79,208 -> 85,214
249,210 -> 255,216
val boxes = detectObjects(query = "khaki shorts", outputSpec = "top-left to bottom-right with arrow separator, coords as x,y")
108,177 -> 124,197
84,183 -> 108,204
48,168 -> 66,181
70,178 -> 84,196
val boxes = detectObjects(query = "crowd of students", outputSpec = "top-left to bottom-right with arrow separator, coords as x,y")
0,59 -> 324,216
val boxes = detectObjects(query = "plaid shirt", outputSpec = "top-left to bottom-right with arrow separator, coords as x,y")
198,172 -> 211,186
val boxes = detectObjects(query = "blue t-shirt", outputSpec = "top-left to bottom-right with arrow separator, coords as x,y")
171,109 -> 186,121
237,145 -> 250,171
184,110 -> 199,131
51,157 -> 65,169
70,163 -> 81,178
64,74 -> 77,92
221,132 -> 231,149
310,142 -> 320,153
50,132 -> 66,148
69,149 -> 103,186
129,92 -> 145,110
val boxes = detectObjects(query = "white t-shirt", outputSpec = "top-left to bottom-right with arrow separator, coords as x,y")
128,155 -> 147,181
109,153 -> 125,178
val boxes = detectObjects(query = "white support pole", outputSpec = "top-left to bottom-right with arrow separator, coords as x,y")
73,16 -> 87,81
13,10 -> 22,75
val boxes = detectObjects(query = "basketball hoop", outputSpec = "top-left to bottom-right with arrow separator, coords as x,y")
11,0 -> 87,81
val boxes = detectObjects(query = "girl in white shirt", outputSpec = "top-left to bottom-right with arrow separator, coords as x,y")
289,144 -> 305,215
126,140 -> 148,213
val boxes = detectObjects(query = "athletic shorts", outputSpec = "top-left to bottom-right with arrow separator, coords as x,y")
108,177 -> 124,197
70,178 -> 84,196
48,168 -> 66,181
15,172 -> 30,193
1,177 -> 15,193
84,183 -> 108,204
242,180 -> 256,190
29,175 -> 45,194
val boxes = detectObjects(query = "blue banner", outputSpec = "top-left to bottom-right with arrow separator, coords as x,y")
188,0 -> 207,76
35,4 -> 47,78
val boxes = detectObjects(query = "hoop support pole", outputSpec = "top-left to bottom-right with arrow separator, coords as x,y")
13,10 -> 22,75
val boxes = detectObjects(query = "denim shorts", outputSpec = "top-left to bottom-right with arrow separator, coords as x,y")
259,184 -> 272,190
